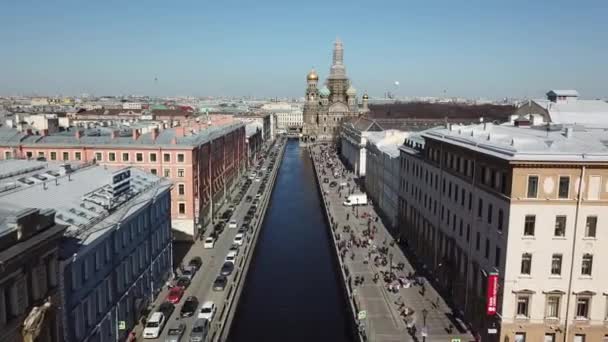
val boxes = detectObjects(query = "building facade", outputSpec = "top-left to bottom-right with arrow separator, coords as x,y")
0,208 -> 67,342
398,123 -> 608,342
340,117 -> 383,177
0,162 -> 173,342
301,39 -> 368,143
0,121 -> 246,240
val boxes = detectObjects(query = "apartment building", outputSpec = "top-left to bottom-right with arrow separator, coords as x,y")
0,207 -> 67,342
398,123 -> 608,342
0,120 -> 246,240
0,161 -> 173,342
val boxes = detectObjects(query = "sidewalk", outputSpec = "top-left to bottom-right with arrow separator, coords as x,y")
312,144 -> 474,342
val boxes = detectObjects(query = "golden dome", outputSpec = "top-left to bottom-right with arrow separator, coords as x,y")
362,93 -> 369,100
307,68 -> 319,81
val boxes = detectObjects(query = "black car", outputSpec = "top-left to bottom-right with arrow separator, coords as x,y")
176,276 -> 191,289
329,181 -> 338,188
180,296 -> 199,317
245,196 -> 253,202
159,301 -> 175,318
323,178 -> 329,183
213,275 -> 228,291
213,222 -> 225,235
220,262 -> 234,276
221,210 -> 232,221
188,257 -> 203,271
238,226 -> 247,234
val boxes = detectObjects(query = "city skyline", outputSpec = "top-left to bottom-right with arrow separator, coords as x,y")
1,0 -> 607,99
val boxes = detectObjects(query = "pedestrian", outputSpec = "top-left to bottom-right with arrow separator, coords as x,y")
346,213 -> 350,220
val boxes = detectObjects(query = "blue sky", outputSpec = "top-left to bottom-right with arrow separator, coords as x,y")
1,0 -> 607,99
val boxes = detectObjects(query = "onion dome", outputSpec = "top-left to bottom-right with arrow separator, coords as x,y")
319,86 -> 331,97
346,85 -> 357,96
307,68 -> 319,81
362,92 -> 369,100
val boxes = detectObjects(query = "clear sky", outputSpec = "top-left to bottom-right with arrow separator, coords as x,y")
1,0 -> 607,99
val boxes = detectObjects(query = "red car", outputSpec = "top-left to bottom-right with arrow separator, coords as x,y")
166,286 -> 184,304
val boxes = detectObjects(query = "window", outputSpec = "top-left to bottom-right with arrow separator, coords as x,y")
477,198 -> 483,217
574,335 -> 586,342
585,216 -> 597,238
50,151 -> 57,160
558,176 -> 570,198
524,215 -> 535,236
150,153 -> 157,162
554,216 -> 566,237
487,204 -> 493,224
551,254 -> 562,276
136,153 -> 143,162
581,254 -> 593,276
576,297 -> 590,319
177,169 -> 185,177
163,153 -> 171,162
485,238 -> 490,259
178,184 -> 185,195
150,168 -> 157,175
122,152 -> 129,162
75,152 -> 82,161
545,295 -> 560,319
95,152 -> 102,161
498,209 -> 503,232
62,152 -> 69,161
177,153 -> 185,162
516,295 -> 530,317
475,232 -> 480,251
164,169 -> 170,177
544,333 -> 556,342
527,175 -> 539,198
515,333 -> 526,342
109,152 -> 116,161
178,203 -> 185,214
495,247 -> 501,267
38,151 -> 44,158
520,253 -> 532,275
4,151 -> 10,159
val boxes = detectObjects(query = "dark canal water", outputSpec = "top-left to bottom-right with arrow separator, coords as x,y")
228,139 -> 353,342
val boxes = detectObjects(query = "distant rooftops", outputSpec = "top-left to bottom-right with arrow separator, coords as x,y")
519,89 -> 608,127
0,160 -> 171,253
419,122 -> 608,162
547,89 -> 579,98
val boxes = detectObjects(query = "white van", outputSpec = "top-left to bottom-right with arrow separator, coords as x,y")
343,193 -> 368,206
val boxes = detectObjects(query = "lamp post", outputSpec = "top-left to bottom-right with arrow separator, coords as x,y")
422,308 -> 428,342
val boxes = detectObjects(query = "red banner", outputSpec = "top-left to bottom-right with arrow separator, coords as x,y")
486,272 -> 498,315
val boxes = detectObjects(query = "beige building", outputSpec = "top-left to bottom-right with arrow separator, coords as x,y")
399,122 -> 608,342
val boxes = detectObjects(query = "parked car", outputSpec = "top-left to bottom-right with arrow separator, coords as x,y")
165,323 -> 186,342
238,226 -> 247,234
180,296 -> 198,317
329,181 -> 338,188
166,286 -> 184,304
158,302 -> 175,318
181,266 -> 196,281
229,244 -> 240,256
188,257 -> 203,271
175,276 -> 190,289
233,233 -> 244,246
220,261 -> 234,276
225,251 -> 237,264
189,319 -> 209,342
143,312 -> 166,339
228,219 -> 238,229
204,237 -> 215,249
197,301 -> 217,321
213,275 -> 228,291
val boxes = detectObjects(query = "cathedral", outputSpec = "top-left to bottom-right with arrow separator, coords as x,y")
301,39 -> 369,143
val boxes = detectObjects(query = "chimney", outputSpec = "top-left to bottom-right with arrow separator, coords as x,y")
175,126 -> 186,138
565,127 -> 574,138
152,128 -> 159,141
111,130 -> 118,139
41,129 -> 49,136
132,129 -> 140,140
171,137 -> 177,144
75,130 -> 83,139
26,128 -> 33,136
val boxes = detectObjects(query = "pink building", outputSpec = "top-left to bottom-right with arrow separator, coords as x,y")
0,121 -> 246,240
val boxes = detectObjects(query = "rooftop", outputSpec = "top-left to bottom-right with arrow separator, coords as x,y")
0,161 -> 171,255
421,123 -> 608,162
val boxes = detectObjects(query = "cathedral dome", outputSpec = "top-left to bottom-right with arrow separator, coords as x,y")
319,86 -> 331,97
307,68 -> 319,81
346,85 -> 357,96
362,92 -> 369,100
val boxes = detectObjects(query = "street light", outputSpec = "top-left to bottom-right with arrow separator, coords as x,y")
422,308 -> 428,342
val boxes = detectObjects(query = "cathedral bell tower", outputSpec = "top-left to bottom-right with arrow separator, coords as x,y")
303,68 -> 319,132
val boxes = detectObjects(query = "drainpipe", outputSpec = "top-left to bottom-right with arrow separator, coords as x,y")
562,165 -> 585,342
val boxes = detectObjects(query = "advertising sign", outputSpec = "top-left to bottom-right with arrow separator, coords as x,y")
486,272 -> 499,315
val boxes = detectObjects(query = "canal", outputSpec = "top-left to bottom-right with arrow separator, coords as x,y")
228,139 -> 353,342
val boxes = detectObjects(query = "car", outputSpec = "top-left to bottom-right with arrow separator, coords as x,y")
245,195 -> 252,202
166,286 -> 184,304
189,319 -> 210,342
204,237 -> 215,249
229,244 -> 240,255
213,275 -> 228,291
197,301 -> 217,321
143,312 -> 166,339
175,276 -> 190,289
180,296 -> 199,317
233,233 -> 244,246
323,177 -> 329,183
213,222 -> 225,235
225,251 -> 237,264
165,323 -> 186,342
188,257 -> 203,271
181,266 -> 196,281
228,219 -> 238,229
329,181 -> 338,188
255,193 -> 261,199
220,261 -> 234,276
237,226 -> 247,234
158,302 -> 175,318
254,177 -> 260,182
